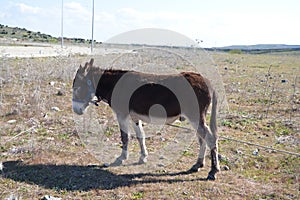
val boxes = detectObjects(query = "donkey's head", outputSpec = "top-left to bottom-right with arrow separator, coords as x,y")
72,59 -> 97,115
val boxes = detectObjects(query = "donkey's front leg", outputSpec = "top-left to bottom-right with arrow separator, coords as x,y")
111,115 -> 130,166
133,120 -> 148,164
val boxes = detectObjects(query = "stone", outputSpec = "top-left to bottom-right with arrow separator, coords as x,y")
51,107 -> 60,112
42,195 -> 62,200
7,119 -> 17,124
56,91 -> 64,96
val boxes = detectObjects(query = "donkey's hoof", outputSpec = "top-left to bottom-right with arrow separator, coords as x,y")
110,158 -> 123,166
206,173 -> 216,181
188,166 -> 200,173
138,157 -> 147,164
188,162 -> 204,173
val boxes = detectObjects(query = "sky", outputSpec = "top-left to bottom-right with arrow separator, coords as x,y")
0,0 -> 299,47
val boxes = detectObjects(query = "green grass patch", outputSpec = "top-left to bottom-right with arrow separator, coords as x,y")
229,49 -> 243,54
132,191 -> 144,199
182,149 -> 193,157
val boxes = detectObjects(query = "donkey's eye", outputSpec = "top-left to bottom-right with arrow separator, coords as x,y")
87,80 -> 92,86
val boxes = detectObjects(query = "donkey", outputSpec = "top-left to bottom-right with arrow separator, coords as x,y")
72,59 -> 220,180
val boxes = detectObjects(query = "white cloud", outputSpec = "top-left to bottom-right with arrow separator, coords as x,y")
100,8 -> 213,45
65,2 -> 90,18
95,12 -> 115,23
16,3 -> 41,14
117,8 -> 140,18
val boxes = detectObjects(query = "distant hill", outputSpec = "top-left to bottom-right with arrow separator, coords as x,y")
211,44 -> 300,54
0,24 -> 98,44
217,44 -> 300,50
1,24 -> 299,52
0,24 -> 58,43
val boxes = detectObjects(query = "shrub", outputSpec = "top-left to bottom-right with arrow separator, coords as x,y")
229,49 -> 243,54
0,30 -> 8,34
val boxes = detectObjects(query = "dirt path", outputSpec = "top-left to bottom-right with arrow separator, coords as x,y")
0,43 -> 127,58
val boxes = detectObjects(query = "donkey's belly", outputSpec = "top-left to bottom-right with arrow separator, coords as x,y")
129,83 -> 181,120
129,111 -> 179,124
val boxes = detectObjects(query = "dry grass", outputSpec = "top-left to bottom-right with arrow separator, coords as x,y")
0,46 -> 299,199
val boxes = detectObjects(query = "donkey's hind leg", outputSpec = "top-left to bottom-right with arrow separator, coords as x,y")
133,120 -> 148,164
189,121 -> 207,172
111,115 -> 130,166
205,124 -> 220,180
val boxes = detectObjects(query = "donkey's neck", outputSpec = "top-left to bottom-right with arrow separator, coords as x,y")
94,68 -> 129,105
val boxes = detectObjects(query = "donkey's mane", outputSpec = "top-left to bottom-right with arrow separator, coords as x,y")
103,69 -> 132,74
84,65 -> 131,77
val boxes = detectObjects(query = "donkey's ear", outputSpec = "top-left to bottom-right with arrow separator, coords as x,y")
83,62 -> 89,71
89,58 -> 94,67
77,64 -> 85,74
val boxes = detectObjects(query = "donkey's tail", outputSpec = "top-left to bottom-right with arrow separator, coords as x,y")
209,90 -> 218,137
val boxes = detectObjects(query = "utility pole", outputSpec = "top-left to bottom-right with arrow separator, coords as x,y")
61,0 -> 64,48
91,0 -> 94,53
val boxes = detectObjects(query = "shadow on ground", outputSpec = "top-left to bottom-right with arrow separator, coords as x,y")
1,161 -> 207,191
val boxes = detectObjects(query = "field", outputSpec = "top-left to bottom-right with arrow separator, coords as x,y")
0,44 -> 299,199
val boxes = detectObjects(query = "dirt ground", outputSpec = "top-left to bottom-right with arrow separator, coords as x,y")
0,44 -> 299,199
0,43 -> 130,58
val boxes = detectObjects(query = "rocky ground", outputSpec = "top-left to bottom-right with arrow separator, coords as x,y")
0,43 -> 299,199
